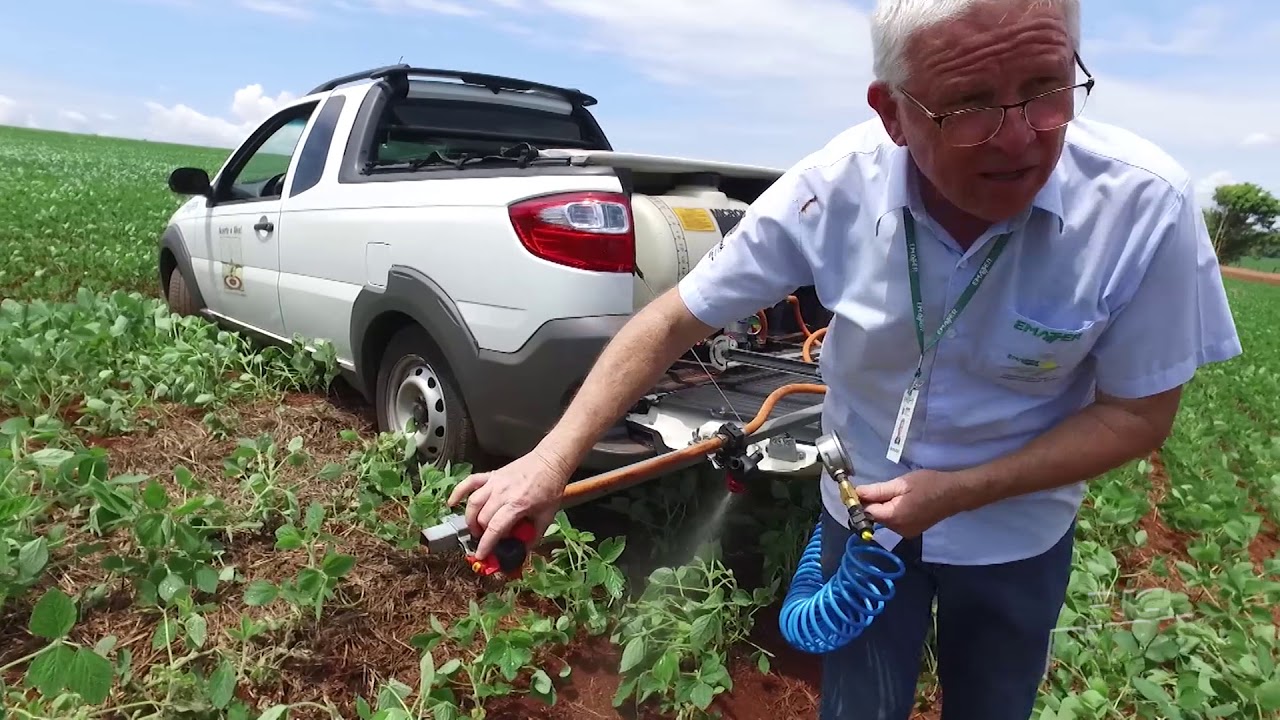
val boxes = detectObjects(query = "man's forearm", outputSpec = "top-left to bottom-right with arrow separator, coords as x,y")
952,387 -> 1182,512
533,289 -> 715,478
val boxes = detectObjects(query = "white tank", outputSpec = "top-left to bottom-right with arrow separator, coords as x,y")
631,184 -> 749,312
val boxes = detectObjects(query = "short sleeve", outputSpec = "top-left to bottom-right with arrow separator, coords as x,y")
1090,181 -> 1243,398
676,167 -> 817,330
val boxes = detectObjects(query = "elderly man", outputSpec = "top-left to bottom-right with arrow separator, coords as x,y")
449,0 -> 1242,716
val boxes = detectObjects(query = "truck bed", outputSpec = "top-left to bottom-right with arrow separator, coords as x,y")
645,368 -> 826,444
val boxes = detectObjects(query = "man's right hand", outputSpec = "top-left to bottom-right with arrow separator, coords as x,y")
446,447 -> 573,561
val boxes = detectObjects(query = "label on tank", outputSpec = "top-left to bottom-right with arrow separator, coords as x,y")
672,207 -> 716,233
711,208 -> 746,236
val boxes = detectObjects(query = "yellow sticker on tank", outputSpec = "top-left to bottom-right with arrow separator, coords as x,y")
673,207 -> 717,233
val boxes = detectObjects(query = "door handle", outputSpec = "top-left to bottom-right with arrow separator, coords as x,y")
254,220 -> 274,233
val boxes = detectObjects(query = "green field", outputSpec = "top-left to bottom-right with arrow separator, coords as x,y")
1235,256 -> 1280,274
2,123 -> 1280,720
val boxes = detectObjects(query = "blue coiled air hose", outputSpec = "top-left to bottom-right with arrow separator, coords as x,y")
778,520 -> 906,653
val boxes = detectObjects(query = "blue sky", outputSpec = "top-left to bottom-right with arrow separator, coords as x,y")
2,0 -> 1277,205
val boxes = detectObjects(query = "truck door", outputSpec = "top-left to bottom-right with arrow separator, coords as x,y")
196,101 -> 319,340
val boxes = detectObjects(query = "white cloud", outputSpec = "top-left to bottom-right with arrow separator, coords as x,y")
238,0 -> 312,19
0,95 -> 16,125
142,83 -> 296,148
1242,132 -> 1275,147
1196,170 -> 1234,208
58,110 -> 88,125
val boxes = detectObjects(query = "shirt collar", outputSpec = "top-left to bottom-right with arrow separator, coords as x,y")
873,144 -> 1066,234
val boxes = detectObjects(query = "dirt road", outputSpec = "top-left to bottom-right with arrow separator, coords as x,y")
1223,266 -> 1280,286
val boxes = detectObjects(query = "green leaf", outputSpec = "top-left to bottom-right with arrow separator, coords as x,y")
274,525 -> 304,551
67,646 -> 114,704
689,681 -> 715,709
603,566 -> 626,600
305,502 -> 326,534
318,462 -> 346,481
244,580 -> 278,606
532,668 -> 553,694
690,613 -> 718,647
757,653 -> 771,674
159,573 -> 186,603
1257,680 -> 1280,712
29,588 -> 77,639
1131,618 -> 1158,646
135,513 -> 167,547
26,644 -> 74,697
186,614 -> 208,648
296,567 -> 326,595
1131,677 -> 1171,706
418,651 -> 435,700
653,650 -> 678,685
142,480 -> 168,509
619,636 -> 646,673
195,566 -> 220,594
257,705 -> 290,720
323,552 -> 356,578
597,537 -> 626,563
208,659 -> 237,709
18,537 -> 49,578
152,618 -> 177,650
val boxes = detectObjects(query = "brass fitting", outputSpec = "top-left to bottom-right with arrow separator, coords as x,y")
815,432 -> 876,542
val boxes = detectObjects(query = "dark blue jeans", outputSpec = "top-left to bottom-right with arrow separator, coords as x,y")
817,508 -> 1075,720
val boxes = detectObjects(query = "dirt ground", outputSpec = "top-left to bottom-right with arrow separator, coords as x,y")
1222,266 -> 1280,286
5,264 -> 1275,719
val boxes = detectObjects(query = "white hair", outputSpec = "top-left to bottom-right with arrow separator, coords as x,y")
870,0 -> 1081,87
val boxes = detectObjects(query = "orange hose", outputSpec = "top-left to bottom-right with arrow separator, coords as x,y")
785,295 -> 812,337
562,383 -> 828,500
802,326 -> 828,363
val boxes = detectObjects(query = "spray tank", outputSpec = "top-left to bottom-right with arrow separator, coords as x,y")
629,174 -> 749,311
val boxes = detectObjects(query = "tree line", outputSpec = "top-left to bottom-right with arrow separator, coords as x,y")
1205,182 -> 1280,266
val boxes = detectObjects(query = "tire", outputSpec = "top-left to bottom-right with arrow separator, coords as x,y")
374,323 -> 480,469
167,266 -> 200,317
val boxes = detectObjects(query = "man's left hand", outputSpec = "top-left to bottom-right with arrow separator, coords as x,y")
856,469 -> 966,539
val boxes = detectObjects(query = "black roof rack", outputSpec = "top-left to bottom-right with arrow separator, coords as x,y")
307,64 -> 599,106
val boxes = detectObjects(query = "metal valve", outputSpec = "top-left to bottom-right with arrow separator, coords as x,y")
814,432 -> 876,541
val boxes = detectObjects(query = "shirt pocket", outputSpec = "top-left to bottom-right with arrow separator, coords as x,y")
967,310 -> 1105,395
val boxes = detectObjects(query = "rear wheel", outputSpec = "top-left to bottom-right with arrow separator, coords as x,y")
374,324 -> 479,469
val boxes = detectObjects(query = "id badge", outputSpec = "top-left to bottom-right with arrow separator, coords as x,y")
886,373 -> 922,464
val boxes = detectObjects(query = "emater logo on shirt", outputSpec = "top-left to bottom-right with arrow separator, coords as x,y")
1013,319 -> 1083,343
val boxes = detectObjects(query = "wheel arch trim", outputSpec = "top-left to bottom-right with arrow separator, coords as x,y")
158,224 -> 207,310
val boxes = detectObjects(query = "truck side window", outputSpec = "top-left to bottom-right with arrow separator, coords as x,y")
215,104 -> 317,203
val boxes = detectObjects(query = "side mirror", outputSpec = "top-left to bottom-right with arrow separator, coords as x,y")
168,167 -> 213,196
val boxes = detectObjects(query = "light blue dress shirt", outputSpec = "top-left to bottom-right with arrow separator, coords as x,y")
677,116 -> 1243,565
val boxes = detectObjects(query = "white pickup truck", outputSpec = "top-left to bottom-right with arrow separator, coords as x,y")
159,64 -> 830,481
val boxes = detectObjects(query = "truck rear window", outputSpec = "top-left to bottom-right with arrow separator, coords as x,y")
370,96 -> 602,164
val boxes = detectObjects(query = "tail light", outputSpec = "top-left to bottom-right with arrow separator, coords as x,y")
508,191 -> 635,273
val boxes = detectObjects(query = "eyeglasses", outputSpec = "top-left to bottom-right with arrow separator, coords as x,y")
897,52 -> 1096,147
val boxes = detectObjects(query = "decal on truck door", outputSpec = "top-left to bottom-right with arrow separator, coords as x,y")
218,224 -> 245,293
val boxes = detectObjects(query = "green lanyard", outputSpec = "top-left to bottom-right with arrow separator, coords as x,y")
903,210 -> 1012,384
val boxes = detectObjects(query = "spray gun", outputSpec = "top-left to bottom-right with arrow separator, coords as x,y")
813,432 -> 876,542
421,514 -> 538,579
